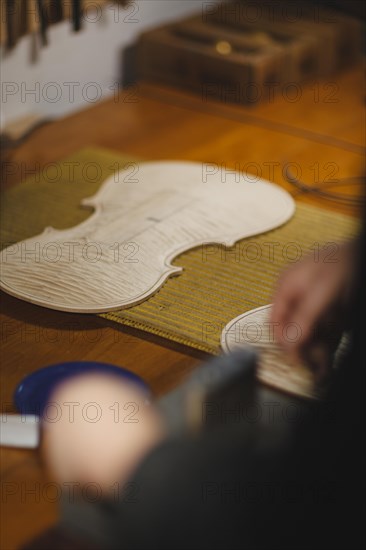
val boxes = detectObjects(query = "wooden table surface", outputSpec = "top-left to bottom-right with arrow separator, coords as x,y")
1,66 -> 364,549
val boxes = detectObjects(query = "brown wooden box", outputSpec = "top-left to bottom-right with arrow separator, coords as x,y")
136,2 -> 363,106
137,15 -> 310,105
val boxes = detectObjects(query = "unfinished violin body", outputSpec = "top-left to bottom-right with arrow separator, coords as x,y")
0,161 -> 295,312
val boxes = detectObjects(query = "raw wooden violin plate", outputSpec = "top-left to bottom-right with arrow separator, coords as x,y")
221,304 -> 317,399
0,162 -> 295,312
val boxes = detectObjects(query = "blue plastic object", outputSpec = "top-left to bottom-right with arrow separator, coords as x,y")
14,361 -> 150,415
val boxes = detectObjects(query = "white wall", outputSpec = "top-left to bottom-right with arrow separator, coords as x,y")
0,1 -> 220,127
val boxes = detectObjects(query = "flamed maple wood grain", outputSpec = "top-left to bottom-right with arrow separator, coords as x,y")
0,162 -> 295,312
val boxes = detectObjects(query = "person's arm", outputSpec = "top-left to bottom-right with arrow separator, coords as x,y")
43,374 -> 166,495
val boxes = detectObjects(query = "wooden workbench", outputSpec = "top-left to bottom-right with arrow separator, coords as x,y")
1,66 -> 364,549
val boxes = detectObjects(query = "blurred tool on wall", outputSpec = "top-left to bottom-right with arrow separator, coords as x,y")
1,0 -> 130,50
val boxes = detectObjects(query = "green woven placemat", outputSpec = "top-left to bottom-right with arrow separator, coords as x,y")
1,147 -> 359,356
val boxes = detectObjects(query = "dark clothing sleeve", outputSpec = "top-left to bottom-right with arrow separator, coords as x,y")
111,388 -> 364,550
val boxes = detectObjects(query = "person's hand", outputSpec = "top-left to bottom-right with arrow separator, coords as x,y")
270,241 -> 356,380
42,374 -> 166,496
